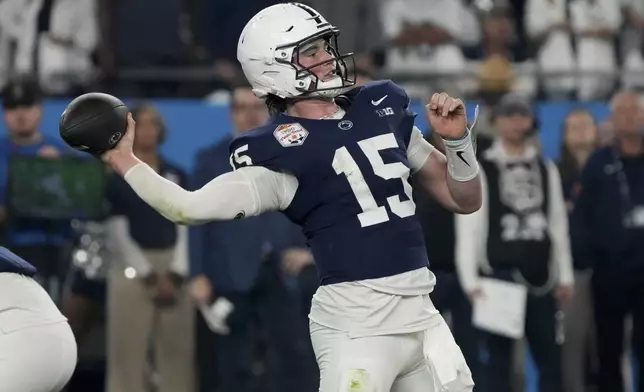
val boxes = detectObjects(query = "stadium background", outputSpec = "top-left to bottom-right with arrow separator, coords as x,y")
0,100 -> 612,168
0,0 -> 642,391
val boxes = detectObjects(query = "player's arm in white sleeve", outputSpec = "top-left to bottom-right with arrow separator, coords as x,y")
120,163 -> 298,225
408,125 -> 482,214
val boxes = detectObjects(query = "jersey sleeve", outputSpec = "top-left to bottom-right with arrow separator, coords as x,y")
377,80 -> 418,149
407,126 -> 436,173
229,128 -> 285,172
123,162 -> 298,225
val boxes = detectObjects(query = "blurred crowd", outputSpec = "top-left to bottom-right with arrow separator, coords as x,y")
2,0 -> 644,101
0,1 -> 643,392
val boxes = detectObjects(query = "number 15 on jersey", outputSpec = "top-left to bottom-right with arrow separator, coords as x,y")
333,133 -> 415,228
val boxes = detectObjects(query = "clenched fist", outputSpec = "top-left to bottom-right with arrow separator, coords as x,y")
426,92 -> 468,140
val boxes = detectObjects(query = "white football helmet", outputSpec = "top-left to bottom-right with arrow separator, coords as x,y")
237,2 -> 355,100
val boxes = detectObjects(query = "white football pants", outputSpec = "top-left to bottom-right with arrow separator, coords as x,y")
310,316 -> 475,392
0,273 -> 77,392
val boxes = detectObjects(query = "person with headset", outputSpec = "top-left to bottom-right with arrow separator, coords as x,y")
103,103 -> 195,392
455,93 -> 575,392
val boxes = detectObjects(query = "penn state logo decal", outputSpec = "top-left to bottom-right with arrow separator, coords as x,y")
109,132 -> 122,145
273,123 -> 309,147
338,120 -> 353,130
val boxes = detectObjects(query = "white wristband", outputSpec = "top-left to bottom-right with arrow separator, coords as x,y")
442,130 -> 479,182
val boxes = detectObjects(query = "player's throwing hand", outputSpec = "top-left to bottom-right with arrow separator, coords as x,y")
102,113 -> 139,175
103,113 -> 136,160
426,92 -> 468,140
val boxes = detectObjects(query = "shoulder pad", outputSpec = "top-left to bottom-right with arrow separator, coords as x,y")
338,84 -> 366,102
337,79 -> 411,109
363,79 -> 410,105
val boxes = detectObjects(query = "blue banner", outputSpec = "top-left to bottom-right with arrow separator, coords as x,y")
0,99 -> 611,171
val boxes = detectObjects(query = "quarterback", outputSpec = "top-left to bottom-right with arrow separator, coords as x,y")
103,3 -> 482,391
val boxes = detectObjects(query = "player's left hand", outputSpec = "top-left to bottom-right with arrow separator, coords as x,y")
426,92 -> 467,140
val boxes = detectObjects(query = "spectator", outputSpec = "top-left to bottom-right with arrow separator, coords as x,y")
101,0 -> 191,97
0,18 -> 11,90
619,0 -> 644,90
0,0 -> 98,95
572,90 -> 644,392
193,0 -> 280,93
380,0 -> 479,98
570,0 -> 621,100
300,0 -> 384,71
597,117 -> 616,146
0,75 -> 74,300
104,103 -> 194,392
475,6 -> 530,101
558,108 -> 599,213
62,268 -> 107,392
189,83 -> 315,392
525,0 -> 576,98
455,94 -> 574,392
557,108 -> 599,392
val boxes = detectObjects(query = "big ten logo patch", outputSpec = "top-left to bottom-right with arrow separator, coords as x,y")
375,107 -> 394,117
273,123 -> 309,147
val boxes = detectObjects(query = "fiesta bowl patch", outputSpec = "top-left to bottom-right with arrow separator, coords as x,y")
273,123 -> 309,147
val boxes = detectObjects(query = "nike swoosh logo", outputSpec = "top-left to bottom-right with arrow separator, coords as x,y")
371,95 -> 388,106
456,151 -> 470,167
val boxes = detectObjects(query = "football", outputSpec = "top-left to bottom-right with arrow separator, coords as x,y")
59,93 -> 128,156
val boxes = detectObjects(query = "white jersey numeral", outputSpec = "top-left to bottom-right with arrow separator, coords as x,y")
230,144 -> 253,170
332,133 -> 416,227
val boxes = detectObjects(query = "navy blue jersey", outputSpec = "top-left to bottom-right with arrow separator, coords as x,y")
229,80 -> 429,285
0,247 -> 38,276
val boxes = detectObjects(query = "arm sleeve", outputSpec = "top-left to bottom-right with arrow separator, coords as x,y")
407,126 -> 436,173
546,161 -> 574,286
123,163 -> 298,225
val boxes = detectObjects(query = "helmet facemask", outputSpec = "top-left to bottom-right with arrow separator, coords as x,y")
276,30 -> 356,99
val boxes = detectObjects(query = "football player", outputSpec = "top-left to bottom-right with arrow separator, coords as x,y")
0,247 -> 77,392
102,3 -> 482,391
